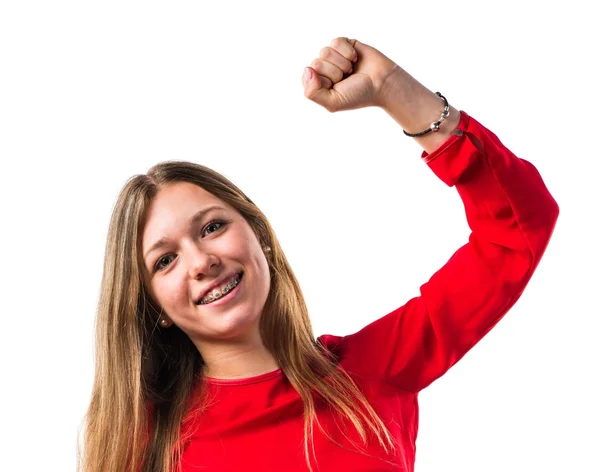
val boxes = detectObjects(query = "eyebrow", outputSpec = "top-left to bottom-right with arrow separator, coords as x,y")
143,205 -> 226,262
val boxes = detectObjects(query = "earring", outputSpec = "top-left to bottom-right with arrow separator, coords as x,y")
159,317 -> 170,327
263,246 -> 271,253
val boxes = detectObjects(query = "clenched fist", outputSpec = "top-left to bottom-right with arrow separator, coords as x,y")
302,37 -> 399,113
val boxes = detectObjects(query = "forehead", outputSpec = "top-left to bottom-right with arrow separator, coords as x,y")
142,182 -> 232,247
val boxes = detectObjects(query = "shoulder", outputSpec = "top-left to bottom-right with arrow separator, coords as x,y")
316,333 -> 357,368
316,333 -> 344,356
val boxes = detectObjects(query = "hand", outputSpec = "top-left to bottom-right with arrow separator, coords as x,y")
302,37 -> 398,113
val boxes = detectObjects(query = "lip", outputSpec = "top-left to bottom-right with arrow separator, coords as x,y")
198,275 -> 243,308
196,272 -> 243,304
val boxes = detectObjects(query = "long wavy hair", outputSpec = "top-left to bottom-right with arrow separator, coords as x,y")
78,160 -> 396,472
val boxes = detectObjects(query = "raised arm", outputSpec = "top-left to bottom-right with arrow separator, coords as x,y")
304,38 -> 559,393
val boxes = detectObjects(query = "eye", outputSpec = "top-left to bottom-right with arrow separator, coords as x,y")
203,219 -> 227,236
151,220 -> 228,274
154,254 -> 175,272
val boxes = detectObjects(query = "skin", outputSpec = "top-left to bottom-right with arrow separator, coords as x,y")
303,38 -> 460,152
142,37 -> 461,380
142,182 -> 277,379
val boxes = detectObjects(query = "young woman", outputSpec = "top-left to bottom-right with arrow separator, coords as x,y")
79,38 -> 559,472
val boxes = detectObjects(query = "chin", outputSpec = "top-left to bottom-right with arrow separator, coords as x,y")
207,309 -> 261,341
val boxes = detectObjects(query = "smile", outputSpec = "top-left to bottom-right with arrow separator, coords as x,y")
197,273 -> 243,305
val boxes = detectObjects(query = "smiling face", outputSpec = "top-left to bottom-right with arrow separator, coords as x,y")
141,181 -> 271,345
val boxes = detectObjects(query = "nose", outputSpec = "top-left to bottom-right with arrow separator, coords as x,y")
187,245 -> 220,279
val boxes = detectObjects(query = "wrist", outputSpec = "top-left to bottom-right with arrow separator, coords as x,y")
377,67 -> 442,126
410,104 -> 461,154
375,67 -> 461,153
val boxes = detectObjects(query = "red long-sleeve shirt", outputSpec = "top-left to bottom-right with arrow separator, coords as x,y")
176,111 -> 559,471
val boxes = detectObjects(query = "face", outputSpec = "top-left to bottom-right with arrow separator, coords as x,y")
141,181 -> 271,345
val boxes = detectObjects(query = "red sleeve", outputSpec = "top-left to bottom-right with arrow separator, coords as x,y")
319,111 -> 559,393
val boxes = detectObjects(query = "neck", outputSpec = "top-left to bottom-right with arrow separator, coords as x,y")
195,334 -> 280,380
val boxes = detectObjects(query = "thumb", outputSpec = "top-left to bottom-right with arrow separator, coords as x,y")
302,66 -> 340,112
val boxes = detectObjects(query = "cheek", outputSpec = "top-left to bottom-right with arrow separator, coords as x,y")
153,278 -> 186,309
252,251 -> 271,289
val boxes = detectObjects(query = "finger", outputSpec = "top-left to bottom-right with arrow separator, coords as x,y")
330,37 -> 359,64
302,67 -> 340,111
302,67 -> 333,93
318,46 -> 353,75
316,74 -> 333,90
301,67 -> 333,91
310,58 -> 345,85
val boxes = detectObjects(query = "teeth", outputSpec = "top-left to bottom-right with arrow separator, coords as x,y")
199,274 -> 241,305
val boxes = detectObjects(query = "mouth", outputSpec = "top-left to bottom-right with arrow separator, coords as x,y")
196,272 -> 243,306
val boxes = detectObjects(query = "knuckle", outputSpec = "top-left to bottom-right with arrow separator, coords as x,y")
330,37 -> 347,49
319,47 -> 332,59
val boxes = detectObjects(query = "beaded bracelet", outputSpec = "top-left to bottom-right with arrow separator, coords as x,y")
403,92 -> 450,137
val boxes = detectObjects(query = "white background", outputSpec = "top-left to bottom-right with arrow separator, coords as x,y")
1,1 -> 598,471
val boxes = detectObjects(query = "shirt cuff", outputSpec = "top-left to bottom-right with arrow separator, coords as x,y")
420,110 -> 484,187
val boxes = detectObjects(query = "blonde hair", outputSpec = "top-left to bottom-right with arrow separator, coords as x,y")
78,160 -> 396,472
